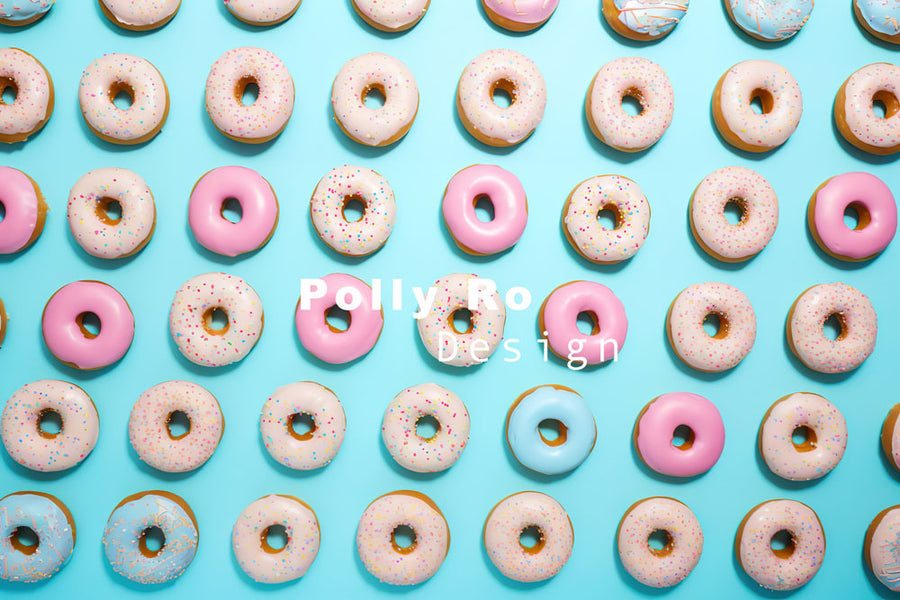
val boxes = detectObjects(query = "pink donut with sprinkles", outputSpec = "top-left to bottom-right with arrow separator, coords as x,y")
0,167 -> 47,254
224,0 -> 301,26
0,48 -> 53,143
351,0 -> 429,31
835,63 -> 900,155
481,0 -> 559,32
881,403 -> 900,474
100,0 -> 181,31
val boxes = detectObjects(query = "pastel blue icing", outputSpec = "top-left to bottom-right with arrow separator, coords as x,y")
0,0 -> 54,22
614,1 -> 690,37
728,0 -> 813,40
0,493 -> 74,583
856,0 -> 900,36
507,386 -> 596,475
103,494 -> 198,585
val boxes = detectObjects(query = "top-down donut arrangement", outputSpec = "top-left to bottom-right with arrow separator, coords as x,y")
1,1 -> 899,598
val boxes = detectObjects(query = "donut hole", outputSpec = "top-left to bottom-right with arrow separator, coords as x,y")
325,305 -> 351,332
166,410 -> 191,440
702,312 -> 729,339
95,196 -> 123,226
341,195 -> 366,223
770,529 -> 796,559
220,197 -> 243,224
260,524 -> 289,554
749,89 -> 774,115
139,526 -> 165,558
671,424 -> 695,450
597,204 -> 620,231
391,524 -> 417,554
647,529 -> 674,557
361,83 -> 386,109
108,81 -> 135,110
843,202 -> 871,231
202,307 -> 230,336
235,76 -> 260,107
38,408 -> 63,439
10,526 -> 39,555
0,199 -> 6,223
415,414 -> 441,441
0,77 -> 17,105
872,90 -> 900,119
724,198 -> 747,225
621,88 -> 645,117
288,412 -> 316,441
519,525 -> 545,554
792,425 -> 818,452
538,418 -> 569,447
490,78 -> 516,109
76,311 -> 101,339
474,195 -> 495,223
450,308 -> 474,335
822,313 -> 847,342
576,311 -> 600,336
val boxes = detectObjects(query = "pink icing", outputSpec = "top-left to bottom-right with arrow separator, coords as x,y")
442,164 -> 527,255
224,0 -> 300,24
101,0 -> 180,28
541,281 -> 627,365
841,63 -> 900,151
189,166 -> 278,257
0,167 -> 41,254
483,0 -> 559,24
0,48 -> 52,141
889,406 -> 900,471
352,0 -> 429,30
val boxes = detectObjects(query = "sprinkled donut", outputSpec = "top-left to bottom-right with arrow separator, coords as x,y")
787,282 -> 877,374
169,272 -> 264,368
690,167 -> 779,262
725,0 -> 813,42
382,383 -> 470,473
0,167 -> 47,254
416,272 -> 506,368
617,497 -> 703,588
224,0 -> 301,26
633,392 -> 725,478
736,499 -> 825,591
103,491 -> 198,585
351,0 -> 429,31
42,280 -> 135,370
483,491 -> 573,583
68,167 -> 156,259
331,52 -> 418,147
866,505 -> 900,591
99,0 -> 180,30
713,59 -> 803,153
0,492 -> 74,583
260,381 -> 346,471
881,404 -> 900,473
310,165 -> 396,257
855,0 -> 900,44
602,1 -> 689,40
1,379 -> 99,472
0,1 -> 53,26
834,63 -> 900,155
562,174 -> 651,263
189,166 -> 279,258
506,385 -> 596,475
233,495 -> 320,584
0,48 -> 53,143
206,47 -> 294,144
357,491 -> 449,585
667,282 -> 756,373
481,0 -> 559,32
457,48 -> 547,147
586,57 -> 674,153
128,381 -> 224,473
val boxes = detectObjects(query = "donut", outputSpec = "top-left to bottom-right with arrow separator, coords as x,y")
0,48 -> 53,143
170,272 -> 264,367
666,282 -> 756,373
128,381 -> 224,473
351,0 -> 429,31
0,492 -> 74,583
99,0 -> 180,30
690,167 -> 779,262
78,53 -> 168,145
808,172 -> 897,261
260,381 -> 346,471
586,57 -> 674,153
633,392 -> 725,478
481,0 -> 559,32
295,273 -> 383,364
42,280 -> 135,370
834,63 -> 900,155
0,296 -> 6,347
713,60 -> 803,153
865,505 -> 900,591
331,52 -> 418,147
562,174 -> 651,263
0,1 -> 53,26
442,164 -> 527,256
357,491 -> 449,585
1,379 -> 99,472
736,499 -> 825,591
205,47 -> 294,144
0,167 -> 47,254
189,166 -> 279,257
855,1 -> 900,44
103,491 -> 198,584
881,403 -> 900,473
506,385 -> 596,475
724,0 -> 813,42
416,272 -> 506,368
224,0 -> 302,26
382,383 -> 470,473
483,491 -> 573,582
601,0 -> 689,40
786,282 -> 877,373
310,165 -> 396,257
457,48 -> 547,147
617,497 -> 703,588
233,495 -> 320,583
539,281 -> 628,366
68,167 -> 156,259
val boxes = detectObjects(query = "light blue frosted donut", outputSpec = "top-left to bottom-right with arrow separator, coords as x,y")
0,492 -> 74,583
856,0 -> 900,40
727,0 -> 813,41
506,386 -> 596,475
613,1 -> 690,37
0,1 -> 54,23
103,492 -> 198,585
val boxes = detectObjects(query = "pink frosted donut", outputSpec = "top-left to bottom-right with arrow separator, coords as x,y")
189,166 -> 279,258
539,281 -> 628,366
787,282 -> 877,373
224,0 -> 301,26
634,393 -> 725,478
205,47 -> 294,143
881,404 -> 900,473
100,0 -> 181,30
481,0 -> 559,31
809,172 -> 897,261
617,497 -> 703,588
0,167 -> 47,254
1,379 -> 98,472
295,273 -> 383,364
483,491 -> 573,582
586,57 -> 674,152
667,282 -> 756,373
128,380 -> 224,473
442,164 -> 527,256
351,0 -> 429,31
0,48 -> 53,143
42,281 -> 135,370
690,167 -> 779,262
737,499 -> 825,591
835,63 -> 900,155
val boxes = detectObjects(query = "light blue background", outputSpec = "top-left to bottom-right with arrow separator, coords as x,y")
1,1 -> 898,598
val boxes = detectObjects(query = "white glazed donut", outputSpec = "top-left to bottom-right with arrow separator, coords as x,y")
835,63 -> 900,155
100,0 -> 181,30
382,383 -> 470,473
224,0 -> 302,26
351,0 -> 429,31
0,48 -> 54,143
260,381 -> 346,471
